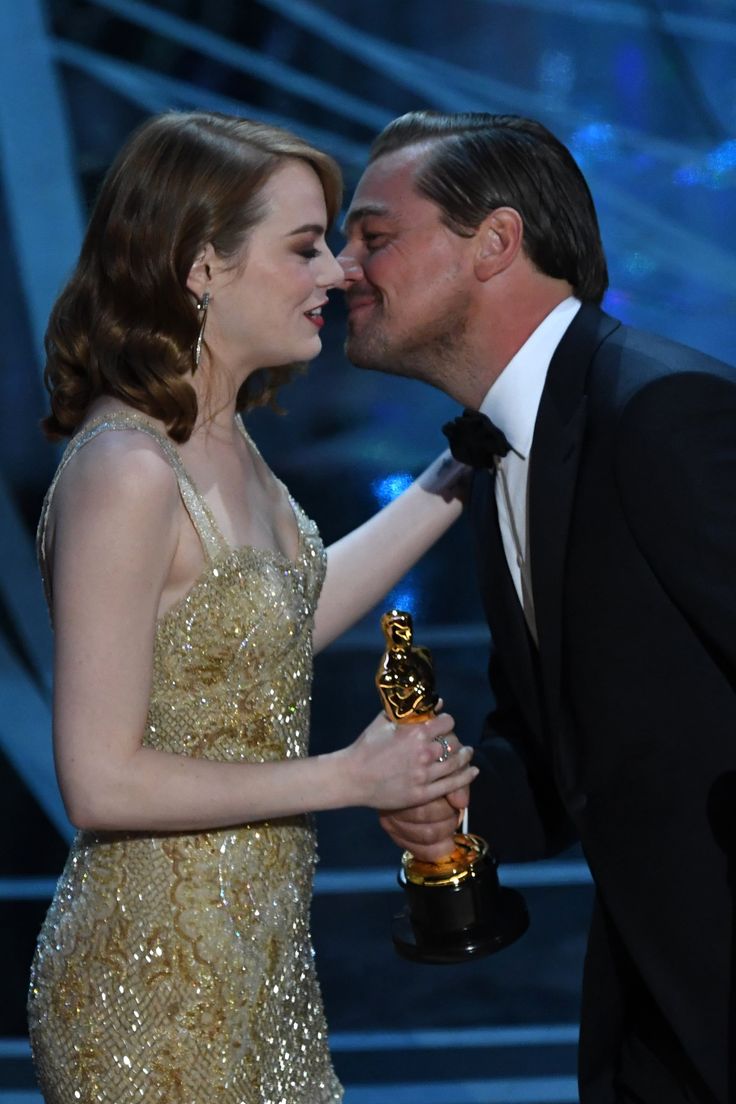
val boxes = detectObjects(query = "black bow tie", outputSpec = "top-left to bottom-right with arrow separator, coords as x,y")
442,409 -> 511,468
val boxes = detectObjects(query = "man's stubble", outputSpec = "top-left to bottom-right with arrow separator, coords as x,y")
344,285 -> 474,397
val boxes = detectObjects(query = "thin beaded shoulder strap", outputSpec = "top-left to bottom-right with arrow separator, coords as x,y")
37,411 -> 229,611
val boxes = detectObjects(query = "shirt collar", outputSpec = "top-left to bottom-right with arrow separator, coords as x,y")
479,297 -> 582,460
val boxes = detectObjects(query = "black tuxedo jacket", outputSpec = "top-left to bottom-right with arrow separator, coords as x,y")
467,304 -> 736,1104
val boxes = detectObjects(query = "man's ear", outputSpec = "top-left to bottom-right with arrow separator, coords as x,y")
186,243 -> 216,299
474,207 -> 524,281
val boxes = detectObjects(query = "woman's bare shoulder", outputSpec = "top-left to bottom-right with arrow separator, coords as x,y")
51,425 -> 181,547
62,424 -> 177,498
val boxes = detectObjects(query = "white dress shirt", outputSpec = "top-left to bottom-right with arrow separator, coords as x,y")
480,296 -> 582,643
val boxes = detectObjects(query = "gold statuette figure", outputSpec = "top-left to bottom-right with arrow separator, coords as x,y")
376,609 -> 439,722
377,609 -> 529,964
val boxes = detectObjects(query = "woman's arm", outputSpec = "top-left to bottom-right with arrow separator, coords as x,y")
50,436 -> 477,833
312,451 -> 467,654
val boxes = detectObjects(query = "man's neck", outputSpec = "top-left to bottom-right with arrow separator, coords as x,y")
448,282 -> 575,409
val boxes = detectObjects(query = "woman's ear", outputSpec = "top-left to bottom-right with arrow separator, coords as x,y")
474,207 -> 524,281
186,243 -> 216,300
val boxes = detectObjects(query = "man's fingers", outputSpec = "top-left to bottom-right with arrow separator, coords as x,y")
379,812 -> 458,862
379,809 -> 458,849
445,785 -> 470,811
410,839 -> 459,863
380,797 -> 455,824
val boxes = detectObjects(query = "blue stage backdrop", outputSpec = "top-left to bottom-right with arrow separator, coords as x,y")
0,3 -> 733,1102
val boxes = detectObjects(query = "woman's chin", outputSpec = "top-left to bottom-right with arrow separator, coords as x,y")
301,334 -> 323,359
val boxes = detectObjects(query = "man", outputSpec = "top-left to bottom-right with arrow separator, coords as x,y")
337,112 -> 736,1104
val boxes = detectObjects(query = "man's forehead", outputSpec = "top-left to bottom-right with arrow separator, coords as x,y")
342,201 -> 396,232
343,147 -> 432,229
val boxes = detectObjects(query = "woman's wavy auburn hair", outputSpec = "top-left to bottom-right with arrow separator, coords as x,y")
43,111 -> 343,442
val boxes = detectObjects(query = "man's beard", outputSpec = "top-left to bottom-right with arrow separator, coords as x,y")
344,292 -> 470,392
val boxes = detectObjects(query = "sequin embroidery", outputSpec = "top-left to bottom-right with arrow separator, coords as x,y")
28,412 -> 341,1104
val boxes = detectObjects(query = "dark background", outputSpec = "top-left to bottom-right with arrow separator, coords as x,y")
0,2 -> 734,1101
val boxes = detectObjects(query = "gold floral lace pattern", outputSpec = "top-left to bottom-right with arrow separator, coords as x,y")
29,413 -> 341,1103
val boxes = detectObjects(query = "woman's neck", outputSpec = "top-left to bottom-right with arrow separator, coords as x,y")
189,357 -> 246,442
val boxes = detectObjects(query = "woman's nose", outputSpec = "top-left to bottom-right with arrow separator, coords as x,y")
319,249 -> 353,290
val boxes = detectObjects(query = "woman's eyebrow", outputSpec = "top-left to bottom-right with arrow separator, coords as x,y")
286,222 -> 325,236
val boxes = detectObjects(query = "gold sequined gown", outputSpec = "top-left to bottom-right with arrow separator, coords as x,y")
28,412 -> 343,1104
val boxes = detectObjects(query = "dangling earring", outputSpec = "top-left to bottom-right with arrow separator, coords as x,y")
194,291 -> 210,368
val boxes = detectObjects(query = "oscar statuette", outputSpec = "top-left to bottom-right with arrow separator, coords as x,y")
377,609 -> 529,964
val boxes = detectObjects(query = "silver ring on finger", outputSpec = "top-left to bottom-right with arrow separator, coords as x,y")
433,734 -> 452,763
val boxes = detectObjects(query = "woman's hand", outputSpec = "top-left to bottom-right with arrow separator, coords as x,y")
377,709 -> 471,858
340,711 -> 477,811
414,448 -> 471,505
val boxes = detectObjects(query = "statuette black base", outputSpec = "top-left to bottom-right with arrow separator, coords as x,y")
391,839 -> 529,964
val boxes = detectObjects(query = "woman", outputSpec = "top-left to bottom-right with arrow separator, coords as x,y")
28,112 -> 475,1104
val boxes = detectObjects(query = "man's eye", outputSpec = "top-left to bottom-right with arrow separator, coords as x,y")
362,232 -> 386,251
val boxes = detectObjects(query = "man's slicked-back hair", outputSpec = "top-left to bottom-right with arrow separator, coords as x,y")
370,111 -> 608,304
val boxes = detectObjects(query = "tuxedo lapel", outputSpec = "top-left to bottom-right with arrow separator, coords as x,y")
528,304 -> 620,729
470,468 -> 544,738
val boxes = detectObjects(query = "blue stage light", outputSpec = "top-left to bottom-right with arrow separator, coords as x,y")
370,472 -> 413,507
674,139 -> 736,189
569,122 -> 617,169
624,252 -> 657,278
538,50 -> 575,96
386,586 -> 419,616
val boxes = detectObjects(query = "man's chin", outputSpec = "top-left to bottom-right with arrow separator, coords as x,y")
344,341 -> 418,382
344,327 -> 432,380
344,335 -> 384,372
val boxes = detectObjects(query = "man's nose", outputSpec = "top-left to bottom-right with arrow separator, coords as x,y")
335,250 -> 363,287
